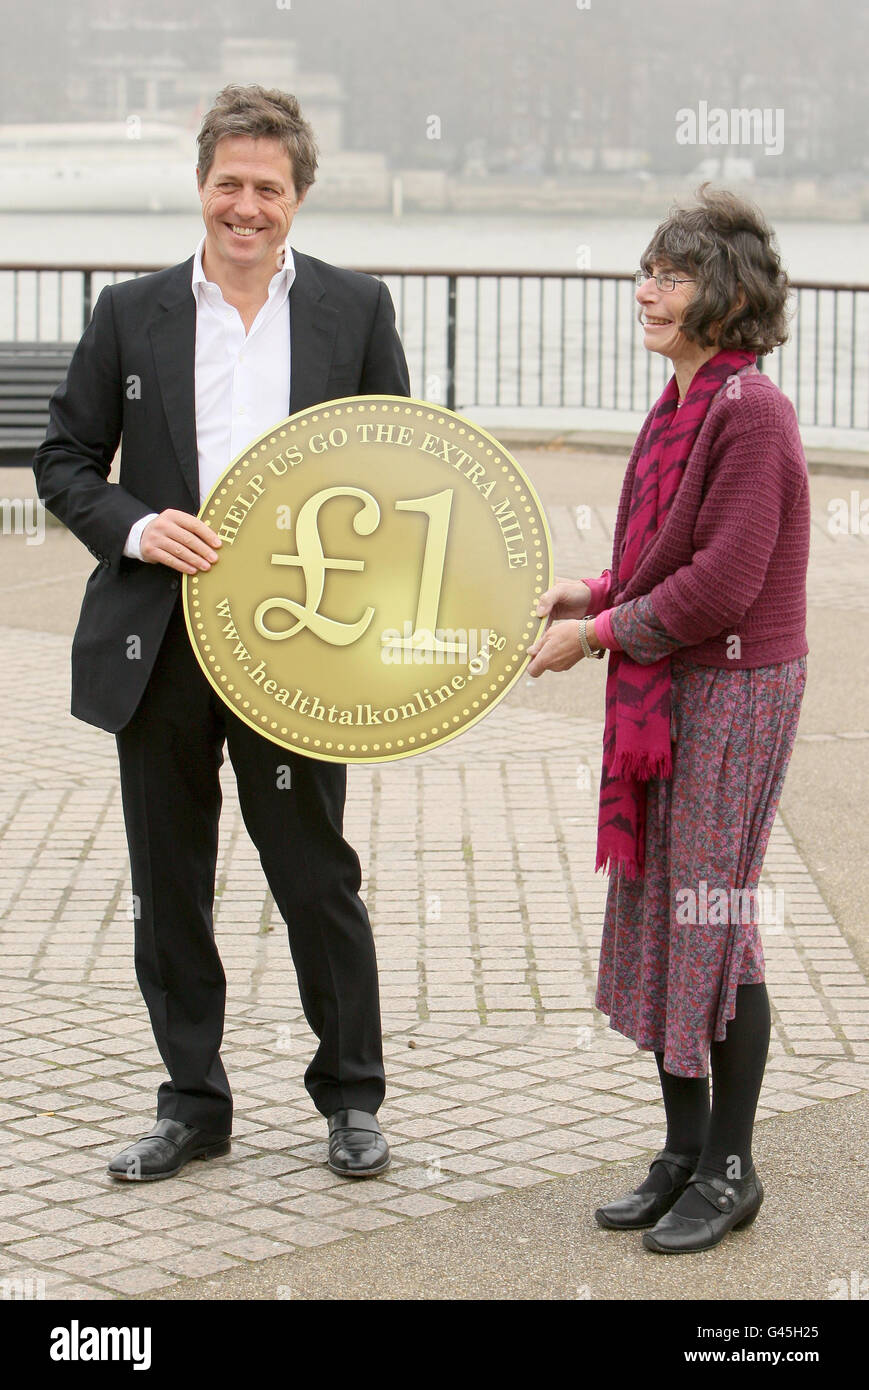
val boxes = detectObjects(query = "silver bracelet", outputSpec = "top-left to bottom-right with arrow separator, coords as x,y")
577,617 -> 605,659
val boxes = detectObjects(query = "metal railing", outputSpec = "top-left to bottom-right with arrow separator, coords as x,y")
2,262 -> 868,429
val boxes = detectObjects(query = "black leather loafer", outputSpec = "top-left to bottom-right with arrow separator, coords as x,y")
327,1108 -> 390,1177
642,1166 -> 764,1253
594,1149 -> 698,1230
107,1118 -> 231,1181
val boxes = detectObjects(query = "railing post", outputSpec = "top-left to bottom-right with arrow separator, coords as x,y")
446,274 -> 457,410
82,269 -> 93,331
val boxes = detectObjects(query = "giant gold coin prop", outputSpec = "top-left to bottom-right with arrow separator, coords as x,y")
184,396 -> 553,763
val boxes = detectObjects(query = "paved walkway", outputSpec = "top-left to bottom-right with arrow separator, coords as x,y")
0,453 -> 867,1300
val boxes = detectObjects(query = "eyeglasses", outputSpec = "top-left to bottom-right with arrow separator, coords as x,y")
635,271 -> 695,292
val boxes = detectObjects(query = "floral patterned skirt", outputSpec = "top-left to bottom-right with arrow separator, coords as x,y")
594,655 -> 807,1077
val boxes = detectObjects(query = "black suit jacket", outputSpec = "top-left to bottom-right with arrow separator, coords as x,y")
33,252 -> 411,732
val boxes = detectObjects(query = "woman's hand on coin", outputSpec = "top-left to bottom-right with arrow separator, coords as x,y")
526,620 -> 583,677
536,577 -> 592,621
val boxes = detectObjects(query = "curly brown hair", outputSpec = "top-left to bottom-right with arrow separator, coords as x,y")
197,84 -> 318,194
640,185 -> 790,355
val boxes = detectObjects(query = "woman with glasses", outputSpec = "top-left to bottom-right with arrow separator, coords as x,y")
527,187 -> 809,1254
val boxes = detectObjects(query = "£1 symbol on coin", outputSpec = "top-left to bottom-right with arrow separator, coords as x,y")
254,486 -> 380,645
254,484 -> 467,658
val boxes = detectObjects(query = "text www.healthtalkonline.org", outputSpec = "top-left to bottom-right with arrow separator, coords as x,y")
212,598 -> 503,727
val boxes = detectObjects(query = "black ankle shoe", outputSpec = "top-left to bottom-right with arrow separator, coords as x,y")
594,1149 -> 698,1231
107,1118 -> 231,1182
327,1109 -> 390,1178
642,1165 -> 764,1253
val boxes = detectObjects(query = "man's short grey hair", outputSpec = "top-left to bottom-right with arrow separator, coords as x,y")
197,84 -> 318,193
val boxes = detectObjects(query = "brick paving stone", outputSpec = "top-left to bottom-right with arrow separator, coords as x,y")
476,1140 -> 554,1163
59,1220 -> 131,1247
387,1117 -> 460,1140
1,1168 -> 61,1190
278,1220 -> 351,1247
104,1232 -> 188,1262
478,1115 -> 548,1138
425,1128 -> 499,1152
51,1250 -> 131,1278
333,1208 -> 404,1232
573,1092 -> 638,1114
0,1104 -> 33,1122
40,1283 -> 118,1301
580,1116 -> 645,1139
438,1153 -> 502,1175
489,1164 -> 554,1187
4,1234 -> 81,1261
528,1128 -> 594,1154
2,1140 -> 71,1163
429,1180 -> 504,1202
229,1179 -> 305,1205
218,1235 -> 297,1260
175,1191 -> 256,1218
19,1207 -> 91,1232
285,1181 -> 404,1209
432,1106 -> 502,1129
428,1083 -> 491,1104
95,1267 -> 179,1294
118,1209 -> 196,1234
484,1093 -> 551,1115
171,1221 -> 253,1248
530,1153 -> 601,1175
215,1209 -> 293,1236
271,1167 -> 343,1193
380,1193 -> 455,1218
577,1140 -> 649,1160
376,1166 -> 447,1191
157,1249 -> 240,1278
0,1195 -> 44,1217
272,1193 -> 349,1219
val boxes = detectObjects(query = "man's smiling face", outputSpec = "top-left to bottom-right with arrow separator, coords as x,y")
197,135 -> 306,279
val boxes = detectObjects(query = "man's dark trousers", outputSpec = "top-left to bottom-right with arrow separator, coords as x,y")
117,596 -> 385,1136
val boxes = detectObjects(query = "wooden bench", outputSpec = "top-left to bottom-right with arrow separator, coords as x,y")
0,342 -> 75,466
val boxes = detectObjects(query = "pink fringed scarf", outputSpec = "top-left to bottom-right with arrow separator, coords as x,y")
595,349 -> 757,879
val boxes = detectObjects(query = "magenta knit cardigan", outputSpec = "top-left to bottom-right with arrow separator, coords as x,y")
589,372 -> 810,668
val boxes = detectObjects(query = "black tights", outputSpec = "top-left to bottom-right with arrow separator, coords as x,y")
638,983 -> 771,1197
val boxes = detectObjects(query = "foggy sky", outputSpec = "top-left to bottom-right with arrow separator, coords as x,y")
0,0 -> 864,177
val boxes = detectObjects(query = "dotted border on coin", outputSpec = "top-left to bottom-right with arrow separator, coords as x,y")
188,402 -> 549,758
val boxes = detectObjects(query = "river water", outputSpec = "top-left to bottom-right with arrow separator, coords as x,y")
0,211 -> 867,282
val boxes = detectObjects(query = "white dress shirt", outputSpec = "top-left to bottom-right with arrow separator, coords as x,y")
123,237 -> 295,559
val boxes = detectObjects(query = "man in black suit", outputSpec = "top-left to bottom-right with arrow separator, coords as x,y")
33,85 -> 410,1181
